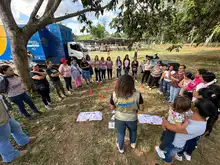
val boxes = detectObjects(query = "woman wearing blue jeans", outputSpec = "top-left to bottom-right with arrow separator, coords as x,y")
110,75 -> 144,153
0,95 -> 33,163
169,65 -> 185,103
0,65 -> 40,119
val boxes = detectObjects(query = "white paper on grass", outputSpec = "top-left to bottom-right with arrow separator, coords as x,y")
76,111 -> 102,122
138,114 -> 162,125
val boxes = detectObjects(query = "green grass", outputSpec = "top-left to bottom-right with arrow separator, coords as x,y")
2,45 -> 220,165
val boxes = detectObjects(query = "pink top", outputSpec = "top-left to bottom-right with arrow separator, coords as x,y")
7,76 -> 25,97
59,64 -> 71,77
124,60 -> 129,67
106,61 -> 113,69
94,61 -> 100,69
100,61 -> 107,70
186,77 -> 201,91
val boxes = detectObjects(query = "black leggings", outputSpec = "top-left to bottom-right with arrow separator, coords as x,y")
37,87 -> 51,106
64,77 -> 72,91
141,70 -> 150,84
149,76 -> 160,88
95,68 -> 101,82
100,69 -> 106,80
107,69 -> 112,79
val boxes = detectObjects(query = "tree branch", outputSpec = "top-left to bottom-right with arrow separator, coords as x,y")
28,0 -> 44,22
43,0 -> 54,15
47,0 -> 62,15
53,1 -> 113,23
0,0 -> 19,33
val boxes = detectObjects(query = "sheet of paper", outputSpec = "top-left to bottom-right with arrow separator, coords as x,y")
138,114 -> 162,125
76,111 -> 102,122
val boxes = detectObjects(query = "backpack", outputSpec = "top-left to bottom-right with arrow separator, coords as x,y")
0,75 -> 9,93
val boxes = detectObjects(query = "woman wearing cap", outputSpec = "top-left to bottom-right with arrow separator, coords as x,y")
59,58 -> 72,94
30,64 -> 52,110
0,65 -> 40,119
147,61 -> 163,90
0,94 -> 34,163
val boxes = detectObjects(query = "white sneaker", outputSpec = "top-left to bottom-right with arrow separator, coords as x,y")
184,152 -> 191,161
47,102 -> 52,105
155,146 -> 165,159
131,143 -> 136,149
45,105 -> 52,110
175,153 -> 183,161
60,94 -> 66,98
116,143 -> 124,153
146,86 -> 150,88
67,91 -> 72,95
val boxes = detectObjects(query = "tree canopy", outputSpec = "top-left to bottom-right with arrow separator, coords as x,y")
90,23 -> 108,39
110,0 -> 220,44
0,0 -> 118,90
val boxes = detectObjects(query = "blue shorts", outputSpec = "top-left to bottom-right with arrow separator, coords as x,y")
82,70 -> 90,80
163,144 -> 183,163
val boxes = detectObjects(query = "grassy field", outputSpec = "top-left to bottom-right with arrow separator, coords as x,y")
1,45 -> 220,165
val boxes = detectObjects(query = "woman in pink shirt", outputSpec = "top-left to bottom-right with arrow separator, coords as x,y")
184,69 -> 207,100
106,57 -> 113,80
100,57 -> 107,81
123,54 -> 130,75
59,58 -> 72,94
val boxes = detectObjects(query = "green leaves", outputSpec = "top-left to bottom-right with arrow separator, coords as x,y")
89,23 -> 107,39
110,0 -> 220,44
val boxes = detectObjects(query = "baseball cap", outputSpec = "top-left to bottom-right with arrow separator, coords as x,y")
61,58 -> 68,63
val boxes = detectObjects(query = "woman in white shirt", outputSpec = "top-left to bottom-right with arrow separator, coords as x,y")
141,57 -> 152,84
160,65 -> 175,97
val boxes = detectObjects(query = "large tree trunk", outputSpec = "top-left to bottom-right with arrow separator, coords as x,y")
9,33 -> 34,91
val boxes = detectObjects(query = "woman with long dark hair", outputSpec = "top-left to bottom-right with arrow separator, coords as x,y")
123,54 -> 130,75
94,55 -> 101,82
0,65 -> 40,119
80,57 -> 91,84
106,56 -> 113,80
169,65 -> 186,103
116,56 -> 122,78
100,57 -> 107,81
110,75 -> 144,153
